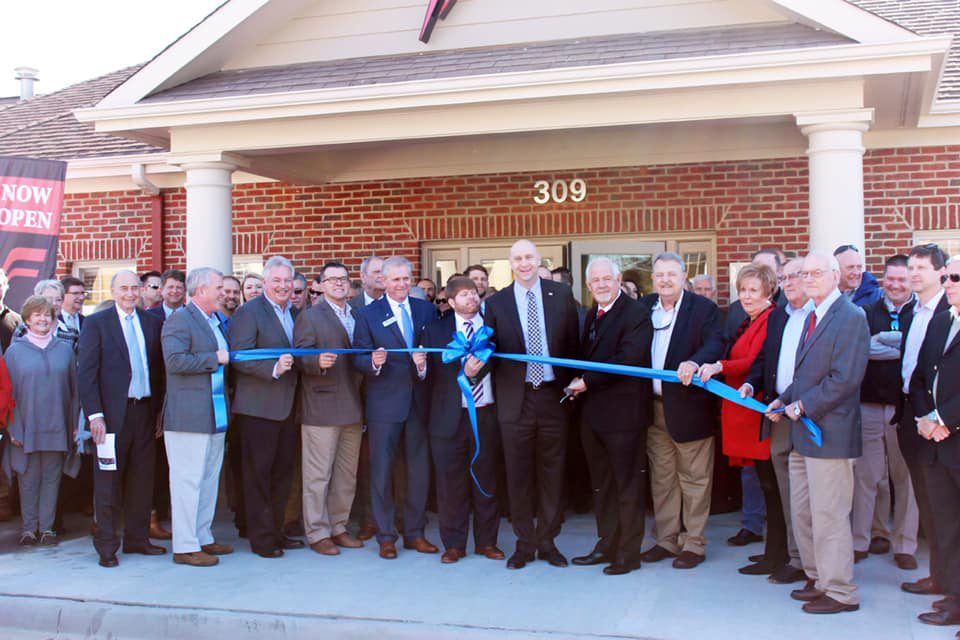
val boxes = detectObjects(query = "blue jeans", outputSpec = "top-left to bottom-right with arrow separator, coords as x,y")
741,466 -> 765,535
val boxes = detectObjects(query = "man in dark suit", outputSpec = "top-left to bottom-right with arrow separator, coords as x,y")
161,267 -> 233,567
422,276 -> 503,564
910,257 -> 960,627
352,256 -> 436,559
293,261 -> 365,556
148,269 -> 186,321
228,255 -> 303,558
767,251 -> 869,614
566,257 -> 653,575
483,239 -> 580,569
739,257 -> 811,584
349,256 -> 385,312
78,270 -> 166,567
898,243 -> 949,596
639,252 -> 725,570
59,276 -> 86,332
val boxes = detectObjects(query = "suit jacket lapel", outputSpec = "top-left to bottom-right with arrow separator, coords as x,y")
942,314 -> 960,356
186,304 -> 218,349
501,283 -> 524,342
541,281 -> 560,352
108,308 -> 132,369
317,300 -> 351,345
796,297 -> 842,366
665,294 -> 692,366
258,295 -> 291,347
586,295 -> 622,357
375,297 -> 406,346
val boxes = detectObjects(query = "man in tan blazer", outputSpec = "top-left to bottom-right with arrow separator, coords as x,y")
293,261 -> 365,555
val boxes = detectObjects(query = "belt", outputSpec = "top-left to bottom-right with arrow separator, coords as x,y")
463,404 -> 494,411
127,397 -> 151,405
524,381 -> 558,391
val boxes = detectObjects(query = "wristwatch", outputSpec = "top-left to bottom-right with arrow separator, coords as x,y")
793,405 -> 802,417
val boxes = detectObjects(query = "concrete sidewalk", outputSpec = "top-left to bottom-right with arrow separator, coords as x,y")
0,511 -> 950,639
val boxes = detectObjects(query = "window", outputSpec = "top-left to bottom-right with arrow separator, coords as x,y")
73,261 -> 136,315
915,230 -> 960,260
233,254 -> 264,278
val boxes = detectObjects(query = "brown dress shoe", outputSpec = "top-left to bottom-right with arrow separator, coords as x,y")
200,543 -> 234,555
791,579 -> 824,602
149,511 -> 172,540
310,538 -> 340,555
475,545 -> 505,560
902,576 -> 945,595
894,553 -> 918,570
332,533 -> 364,548
357,523 -> 378,541
802,595 -> 859,614
671,551 -> 704,569
379,541 -> 397,559
441,548 -> 466,564
173,551 -> 218,567
403,537 -> 439,553
933,597 -> 955,611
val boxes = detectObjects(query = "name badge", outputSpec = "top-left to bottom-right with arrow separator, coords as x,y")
382,316 -> 398,327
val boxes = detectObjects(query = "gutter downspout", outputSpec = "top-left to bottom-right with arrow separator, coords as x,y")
132,164 -> 164,272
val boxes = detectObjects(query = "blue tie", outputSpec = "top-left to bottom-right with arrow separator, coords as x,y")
400,302 -> 414,349
124,314 -> 147,398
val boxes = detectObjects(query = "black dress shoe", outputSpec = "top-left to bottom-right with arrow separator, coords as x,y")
727,528 -> 763,546
748,553 -> 765,563
868,536 -> 891,554
918,609 -> 960,626
603,560 -> 641,575
538,549 -> 568,567
802,595 -> 859,614
123,542 -> 167,556
98,554 -> 119,568
768,565 -> 807,584
738,561 -> 780,575
572,550 -> 609,566
254,547 -> 284,558
902,577 -> 945,595
281,536 -> 305,550
506,552 -> 533,570
639,545 -> 677,563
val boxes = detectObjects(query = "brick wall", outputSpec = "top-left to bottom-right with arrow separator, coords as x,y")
56,145 -> 960,302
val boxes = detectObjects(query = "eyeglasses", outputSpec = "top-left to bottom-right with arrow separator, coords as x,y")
942,274 -> 960,284
783,272 -> 803,281
799,269 -> 831,280
145,284 -> 161,290
308,289 -> 322,297
293,288 -> 304,295
834,244 -> 860,254
322,276 -> 350,285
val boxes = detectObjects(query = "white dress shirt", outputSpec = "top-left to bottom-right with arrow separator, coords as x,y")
776,300 -> 814,396
456,313 -> 494,407
386,295 -> 414,346
902,288 -> 945,394
651,290 -> 683,396
513,278 -> 555,382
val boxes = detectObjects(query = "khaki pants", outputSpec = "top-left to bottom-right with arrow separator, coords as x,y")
789,451 -> 858,605
302,424 -> 362,543
853,402 -> 918,554
647,400 -> 714,555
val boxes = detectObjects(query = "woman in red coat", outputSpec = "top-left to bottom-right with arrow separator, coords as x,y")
698,263 -> 785,575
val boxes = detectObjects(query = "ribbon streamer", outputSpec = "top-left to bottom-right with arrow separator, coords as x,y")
211,366 -> 229,433
227,329 -> 824,493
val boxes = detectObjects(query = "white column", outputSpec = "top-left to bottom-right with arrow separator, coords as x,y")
795,109 -> 873,255
182,162 -> 234,275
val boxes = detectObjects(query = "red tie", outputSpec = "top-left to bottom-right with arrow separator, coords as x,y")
596,308 -> 605,320
806,313 -> 817,340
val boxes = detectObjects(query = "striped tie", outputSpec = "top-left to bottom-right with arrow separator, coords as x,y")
464,320 -> 485,406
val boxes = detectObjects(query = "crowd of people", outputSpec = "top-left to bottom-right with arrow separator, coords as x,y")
0,239 -> 957,631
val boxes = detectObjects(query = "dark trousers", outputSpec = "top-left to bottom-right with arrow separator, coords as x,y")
431,406 -> 500,551
238,412 -> 298,553
152,433 -> 170,519
899,402 -> 943,584
924,461 -> 960,603
368,412 -> 429,544
500,385 -> 567,556
92,401 -> 155,557
581,426 -> 647,563
755,457 -> 789,566
226,418 -> 245,534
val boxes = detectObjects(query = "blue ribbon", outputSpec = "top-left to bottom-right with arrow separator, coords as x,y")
211,366 -> 229,433
228,329 -> 824,492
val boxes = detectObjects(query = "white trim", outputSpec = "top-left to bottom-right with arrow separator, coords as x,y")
769,0 -> 917,43
78,38 -> 950,134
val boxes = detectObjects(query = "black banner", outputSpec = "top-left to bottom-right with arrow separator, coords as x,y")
0,155 -> 66,313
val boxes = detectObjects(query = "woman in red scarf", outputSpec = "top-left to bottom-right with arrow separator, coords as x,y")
698,264 -> 785,575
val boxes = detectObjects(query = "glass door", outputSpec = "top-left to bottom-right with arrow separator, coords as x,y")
569,238 -> 666,307
467,244 -> 565,293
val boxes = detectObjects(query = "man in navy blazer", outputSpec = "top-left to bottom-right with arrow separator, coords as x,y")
352,256 -> 436,559
78,270 -> 166,567
422,276 -> 503,564
638,252 -> 725,570
909,257 -> 960,627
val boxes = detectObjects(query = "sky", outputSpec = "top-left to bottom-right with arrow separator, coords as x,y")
0,0 -> 226,97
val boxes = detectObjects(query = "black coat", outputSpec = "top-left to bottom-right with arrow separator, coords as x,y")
860,296 -> 914,404
577,294 -> 653,433
909,309 -> 960,470
78,307 -> 165,431
483,279 -> 580,424
640,291 -> 725,442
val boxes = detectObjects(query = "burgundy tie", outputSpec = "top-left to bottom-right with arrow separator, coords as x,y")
806,313 -> 817,341
596,308 -> 605,320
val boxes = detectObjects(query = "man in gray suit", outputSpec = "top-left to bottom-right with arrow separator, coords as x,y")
294,261 -> 365,555
767,251 -> 869,614
349,256 -> 385,311
161,267 -> 234,567
228,256 -> 302,558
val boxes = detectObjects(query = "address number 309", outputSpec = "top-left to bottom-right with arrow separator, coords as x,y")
533,179 -> 587,204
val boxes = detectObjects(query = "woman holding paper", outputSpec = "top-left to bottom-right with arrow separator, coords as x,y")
3,295 -> 79,547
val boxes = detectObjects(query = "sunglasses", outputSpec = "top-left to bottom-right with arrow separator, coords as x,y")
145,284 -> 161,290
293,288 -> 304,295
941,274 -> 960,284
308,290 -> 322,297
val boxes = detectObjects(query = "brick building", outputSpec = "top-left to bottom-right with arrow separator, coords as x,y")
2,0 -> 960,310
